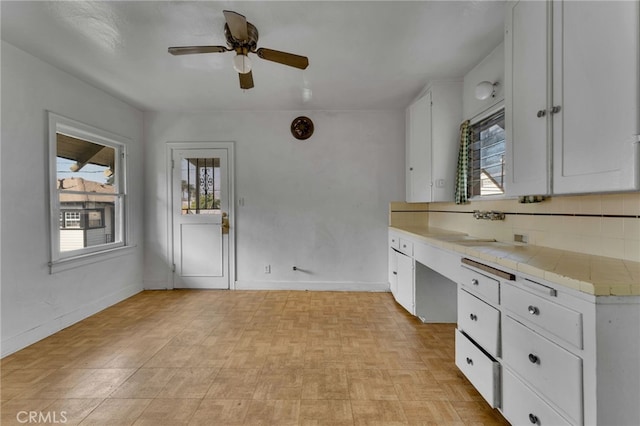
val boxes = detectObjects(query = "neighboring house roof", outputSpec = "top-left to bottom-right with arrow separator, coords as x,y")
58,177 -> 115,203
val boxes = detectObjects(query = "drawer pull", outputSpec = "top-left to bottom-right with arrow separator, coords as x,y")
469,313 -> 478,321
528,305 -> 540,315
466,357 -> 473,365
528,353 -> 539,364
528,413 -> 539,424
471,278 -> 479,286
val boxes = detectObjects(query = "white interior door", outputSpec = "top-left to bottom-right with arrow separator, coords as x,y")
172,148 -> 230,289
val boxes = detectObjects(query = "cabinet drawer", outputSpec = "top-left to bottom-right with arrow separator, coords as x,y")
399,238 -> 414,256
502,282 -> 582,349
389,233 -> 400,251
458,289 -> 500,357
503,369 -> 572,426
455,329 -> 500,408
459,266 -> 500,305
503,316 -> 582,424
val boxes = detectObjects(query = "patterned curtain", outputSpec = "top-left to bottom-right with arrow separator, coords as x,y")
454,120 -> 472,204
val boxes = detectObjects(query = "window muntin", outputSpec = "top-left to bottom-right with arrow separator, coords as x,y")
468,109 -> 505,197
49,113 -> 128,263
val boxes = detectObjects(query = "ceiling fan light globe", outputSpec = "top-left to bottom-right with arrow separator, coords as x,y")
233,54 -> 252,74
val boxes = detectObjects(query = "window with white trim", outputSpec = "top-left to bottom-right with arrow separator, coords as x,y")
468,109 -> 506,197
49,113 -> 128,264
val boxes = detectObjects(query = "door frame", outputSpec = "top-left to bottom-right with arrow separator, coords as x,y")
166,141 -> 235,290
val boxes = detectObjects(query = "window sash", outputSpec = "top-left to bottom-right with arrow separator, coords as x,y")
48,112 -> 129,265
468,109 -> 505,198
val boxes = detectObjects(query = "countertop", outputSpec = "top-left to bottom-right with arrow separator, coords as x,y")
390,225 -> 640,296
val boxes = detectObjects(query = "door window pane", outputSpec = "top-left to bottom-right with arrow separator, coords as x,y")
181,157 -> 221,214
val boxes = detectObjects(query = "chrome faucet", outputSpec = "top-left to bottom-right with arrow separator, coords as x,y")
473,210 -> 506,221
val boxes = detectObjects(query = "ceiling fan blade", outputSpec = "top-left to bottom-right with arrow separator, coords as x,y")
168,46 -> 228,55
239,70 -> 254,89
223,10 -> 248,41
256,48 -> 309,70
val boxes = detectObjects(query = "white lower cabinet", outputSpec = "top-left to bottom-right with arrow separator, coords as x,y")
455,260 -> 585,425
503,316 -> 582,425
390,228 -> 640,425
503,369 -> 572,426
457,289 -> 500,357
395,249 -> 415,315
502,282 -> 582,349
389,230 -> 414,314
459,265 -> 500,306
455,329 -> 500,408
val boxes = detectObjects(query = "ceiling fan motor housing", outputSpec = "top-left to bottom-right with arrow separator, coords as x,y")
224,22 -> 259,52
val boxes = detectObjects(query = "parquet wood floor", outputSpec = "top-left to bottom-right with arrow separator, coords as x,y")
1,290 -> 510,425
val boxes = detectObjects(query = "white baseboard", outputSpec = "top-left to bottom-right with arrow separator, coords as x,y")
234,280 -> 390,292
1,283 -> 142,357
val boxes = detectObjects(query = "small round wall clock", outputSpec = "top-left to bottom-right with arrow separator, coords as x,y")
290,116 -> 314,140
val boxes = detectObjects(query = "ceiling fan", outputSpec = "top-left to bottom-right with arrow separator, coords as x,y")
168,10 -> 309,89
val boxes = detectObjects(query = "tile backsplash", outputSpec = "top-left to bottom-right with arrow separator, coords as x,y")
391,193 -> 640,262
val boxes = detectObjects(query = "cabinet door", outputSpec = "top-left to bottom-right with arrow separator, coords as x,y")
395,251 -> 415,315
503,369 -> 572,426
430,81 -> 462,202
505,0 -> 550,196
406,92 -> 432,202
552,0 -> 640,194
458,289 -> 501,357
502,316 -> 583,424
455,330 -> 500,408
389,248 -> 398,297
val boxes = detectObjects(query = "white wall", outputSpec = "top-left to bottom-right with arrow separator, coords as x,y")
144,110 -> 405,291
0,42 -> 145,356
463,41 -> 505,121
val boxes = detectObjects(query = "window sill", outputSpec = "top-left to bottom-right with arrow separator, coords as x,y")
49,244 -> 137,274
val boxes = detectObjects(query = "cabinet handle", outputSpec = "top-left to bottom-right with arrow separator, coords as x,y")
471,279 -> 479,286
528,305 -> 540,315
550,105 -> 561,114
536,109 -> 546,118
528,353 -> 539,364
469,313 -> 478,321
409,167 -> 414,171
466,357 -> 473,365
392,271 -> 397,275
528,413 -> 539,424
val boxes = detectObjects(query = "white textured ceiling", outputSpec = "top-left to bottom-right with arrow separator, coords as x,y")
1,1 -> 505,112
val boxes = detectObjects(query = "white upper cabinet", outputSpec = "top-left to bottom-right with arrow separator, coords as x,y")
406,92 -> 433,202
505,0 -> 639,196
504,0 -> 551,196
406,81 -> 463,202
552,1 -> 639,194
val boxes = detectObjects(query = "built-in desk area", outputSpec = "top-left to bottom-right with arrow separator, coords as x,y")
388,223 -> 640,426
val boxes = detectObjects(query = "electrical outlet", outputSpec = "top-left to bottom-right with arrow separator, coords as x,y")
514,234 -> 528,244
264,264 -> 271,274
